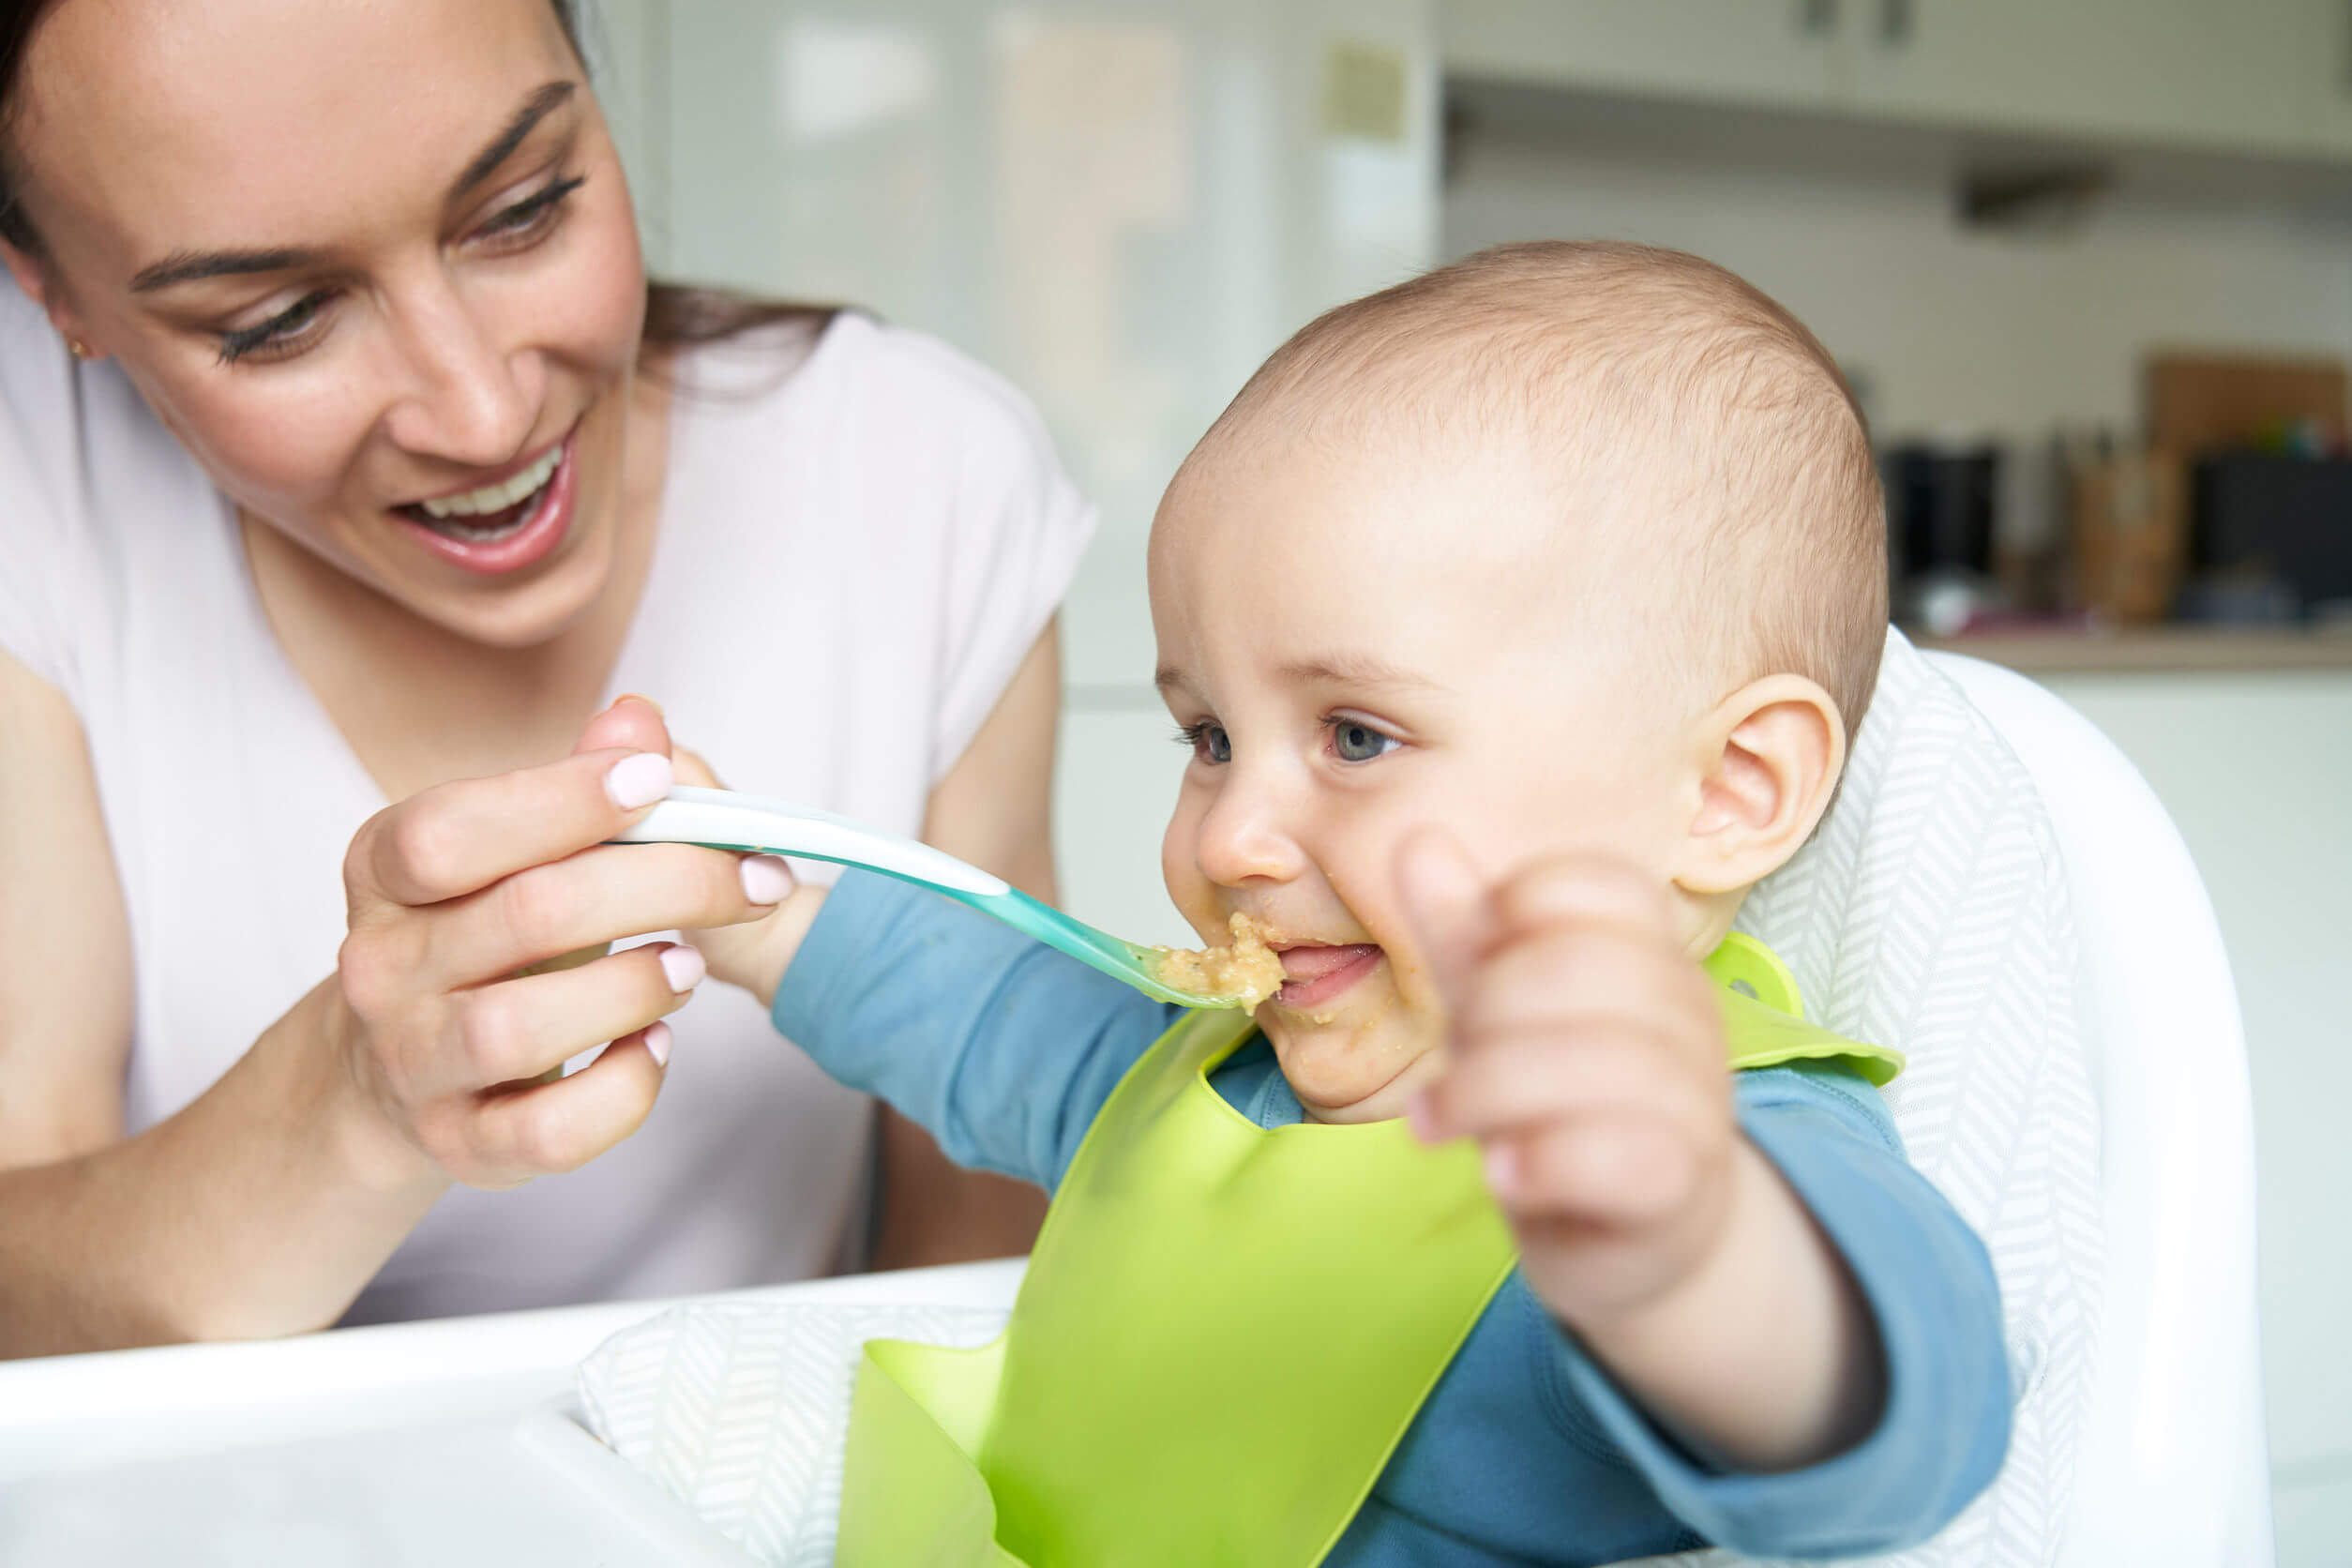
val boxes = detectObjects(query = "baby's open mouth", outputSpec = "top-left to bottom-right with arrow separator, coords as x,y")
1147,912 -> 1287,1007
1273,942 -> 1383,1012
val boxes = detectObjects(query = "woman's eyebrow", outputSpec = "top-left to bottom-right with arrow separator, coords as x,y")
128,82 -> 580,294
132,246 -> 315,292
448,80 -> 578,202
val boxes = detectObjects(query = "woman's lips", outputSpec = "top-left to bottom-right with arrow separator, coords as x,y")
1273,942 -> 1383,1011
395,427 -> 580,577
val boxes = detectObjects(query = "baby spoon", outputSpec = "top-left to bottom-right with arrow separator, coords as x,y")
612,785 -> 1245,1008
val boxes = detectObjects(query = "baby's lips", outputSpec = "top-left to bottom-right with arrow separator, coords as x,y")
1276,942 -> 1381,982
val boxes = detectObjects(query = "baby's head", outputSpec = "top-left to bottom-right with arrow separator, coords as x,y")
1148,241 -> 1886,1122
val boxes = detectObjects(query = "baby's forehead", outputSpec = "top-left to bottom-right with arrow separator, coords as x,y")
1156,418 -> 1683,656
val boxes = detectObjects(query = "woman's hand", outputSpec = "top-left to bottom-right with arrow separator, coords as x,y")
328,698 -> 790,1191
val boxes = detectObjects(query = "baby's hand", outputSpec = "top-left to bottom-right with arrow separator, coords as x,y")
663,746 -> 822,1006
1397,832 -> 1741,1332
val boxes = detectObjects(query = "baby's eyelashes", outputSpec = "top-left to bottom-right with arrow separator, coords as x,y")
1173,720 -> 1232,764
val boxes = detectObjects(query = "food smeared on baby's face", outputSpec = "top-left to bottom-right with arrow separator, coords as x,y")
1150,912 -> 1287,1007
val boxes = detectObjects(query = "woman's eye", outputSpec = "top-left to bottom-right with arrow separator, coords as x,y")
476,173 -> 586,247
1331,719 -> 1399,763
218,291 -> 335,365
1177,722 -> 1231,764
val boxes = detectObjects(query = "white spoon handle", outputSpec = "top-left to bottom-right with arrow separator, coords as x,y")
612,786 -> 1011,899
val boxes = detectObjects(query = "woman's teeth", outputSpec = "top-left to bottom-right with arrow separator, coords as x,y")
414,445 -> 563,532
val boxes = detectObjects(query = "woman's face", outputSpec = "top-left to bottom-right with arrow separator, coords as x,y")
2,0 -> 648,647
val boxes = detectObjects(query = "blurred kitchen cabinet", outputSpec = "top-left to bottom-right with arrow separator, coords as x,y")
1440,0 -> 1840,111
1443,0 -> 2347,165
1842,0 -> 2309,153
2302,0 -> 2352,152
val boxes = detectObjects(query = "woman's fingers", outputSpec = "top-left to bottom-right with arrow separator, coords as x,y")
425,942 -> 703,1097
572,694 -> 672,760
417,841 -> 790,989
349,746 -> 675,911
461,1024 -> 672,1185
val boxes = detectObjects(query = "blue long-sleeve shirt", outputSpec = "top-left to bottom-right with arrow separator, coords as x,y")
776,872 -> 2011,1564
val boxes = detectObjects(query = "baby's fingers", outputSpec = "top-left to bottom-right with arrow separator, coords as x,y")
1413,1022 -> 1706,1144
1393,827 -> 1498,1016
1482,1111 -> 1712,1231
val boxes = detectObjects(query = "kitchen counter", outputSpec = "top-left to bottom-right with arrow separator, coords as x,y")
1917,626 -> 2352,674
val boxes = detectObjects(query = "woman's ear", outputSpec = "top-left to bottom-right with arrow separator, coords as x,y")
1673,673 -> 1846,897
1,240 -> 49,308
1,241 -> 95,357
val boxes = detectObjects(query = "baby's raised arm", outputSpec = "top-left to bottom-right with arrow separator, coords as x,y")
1398,833 -> 2008,1540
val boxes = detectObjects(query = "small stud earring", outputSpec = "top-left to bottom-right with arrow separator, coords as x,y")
64,337 -> 91,361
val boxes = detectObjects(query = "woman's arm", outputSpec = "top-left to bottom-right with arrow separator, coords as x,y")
0,646 -> 437,1352
867,620 -> 1064,1270
0,671 -> 768,1355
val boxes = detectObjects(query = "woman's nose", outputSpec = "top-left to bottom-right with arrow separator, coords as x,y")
379,284 -> 543,467
1191,771 -> 1307,889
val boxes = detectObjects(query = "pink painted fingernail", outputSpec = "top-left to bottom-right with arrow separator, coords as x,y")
740,854 -> 795,906
606,751 -> 673,811
658,944 -> 705,993
644,1020 -> 673,1068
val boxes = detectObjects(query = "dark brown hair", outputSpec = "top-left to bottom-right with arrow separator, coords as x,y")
0,0 -> 836,357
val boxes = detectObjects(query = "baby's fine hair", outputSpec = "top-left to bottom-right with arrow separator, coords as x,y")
1195,240 -> 1889,735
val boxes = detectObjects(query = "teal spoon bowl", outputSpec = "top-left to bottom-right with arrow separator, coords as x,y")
612,785 -> 1245,1009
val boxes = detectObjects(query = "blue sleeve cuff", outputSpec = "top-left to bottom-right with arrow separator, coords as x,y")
773,870 -> 1178,1188
1549,1064 -> 2012,1557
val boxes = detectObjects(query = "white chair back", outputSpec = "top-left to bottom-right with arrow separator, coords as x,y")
1926,652 -> 2271,1567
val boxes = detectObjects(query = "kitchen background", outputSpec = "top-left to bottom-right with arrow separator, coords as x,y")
588,4 -> 2352,1560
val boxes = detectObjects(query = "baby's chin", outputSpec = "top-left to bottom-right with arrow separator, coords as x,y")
1260,1008 -> 1440,1124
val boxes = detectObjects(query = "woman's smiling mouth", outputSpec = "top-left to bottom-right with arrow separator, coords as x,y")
393,426 -> 580,575
1272,942 -> 1383,1011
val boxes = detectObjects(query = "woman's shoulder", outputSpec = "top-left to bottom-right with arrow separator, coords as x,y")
674,310 -> 1062,473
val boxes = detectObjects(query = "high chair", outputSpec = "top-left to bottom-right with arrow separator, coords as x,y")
1926,651 -> 2271,1567
1627,631 -> 2274,1568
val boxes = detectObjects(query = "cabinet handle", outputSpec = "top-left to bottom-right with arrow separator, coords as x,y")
1881,0 -> 1914,47
1798,0 -> 1837,38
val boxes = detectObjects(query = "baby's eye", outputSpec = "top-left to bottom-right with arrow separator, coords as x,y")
1175,721 -> 1231,765
1330,719 -> 1399,763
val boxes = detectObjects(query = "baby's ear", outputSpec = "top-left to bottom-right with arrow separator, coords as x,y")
1672,674 -> 1846,897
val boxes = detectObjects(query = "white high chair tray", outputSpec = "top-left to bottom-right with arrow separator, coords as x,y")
0,1258 -> 1025,1566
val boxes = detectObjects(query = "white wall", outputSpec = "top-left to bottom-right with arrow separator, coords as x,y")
2043,671 -> 2352,1568
596,0 -> 1439,694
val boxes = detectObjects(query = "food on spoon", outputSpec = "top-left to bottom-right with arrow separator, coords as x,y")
1149,912 -> 1286,1007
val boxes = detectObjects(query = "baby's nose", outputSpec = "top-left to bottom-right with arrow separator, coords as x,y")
1192,788 -> 1307,887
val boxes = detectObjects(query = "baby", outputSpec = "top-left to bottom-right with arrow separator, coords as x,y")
696,241 -> 2009,1564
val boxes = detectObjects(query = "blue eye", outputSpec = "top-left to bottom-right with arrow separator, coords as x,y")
1331,719 -> 1398,762
1176,721 -> 1231,764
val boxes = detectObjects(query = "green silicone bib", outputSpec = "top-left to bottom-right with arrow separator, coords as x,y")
837,931 -> 1899,1566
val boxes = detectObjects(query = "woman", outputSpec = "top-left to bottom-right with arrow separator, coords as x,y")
0,0 -> 1079,1352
